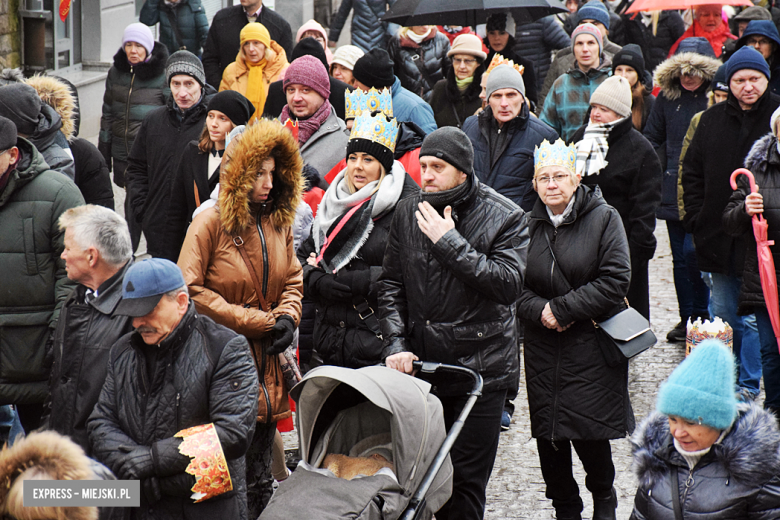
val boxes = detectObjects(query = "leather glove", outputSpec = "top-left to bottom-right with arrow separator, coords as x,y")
268,315 -> 295,355
308,271 -> 351,301
142,477 -> 162,505
336,270 -> 371,297
116,446 -> 155,480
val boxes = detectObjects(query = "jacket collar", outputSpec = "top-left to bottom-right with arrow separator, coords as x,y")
132,302 -> 198,353
529,184 -> 602,224
726,86 -> 773,116
88,260 -> 133,315
607,116 -> 634,145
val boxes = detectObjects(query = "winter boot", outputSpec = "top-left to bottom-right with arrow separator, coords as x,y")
666,321 -> 687,343
592,488 -> 617,520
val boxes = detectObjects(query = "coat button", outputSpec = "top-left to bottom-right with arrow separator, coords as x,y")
339,321 -> 345,328
426,320 -> 430,325
478,332 -> 483,337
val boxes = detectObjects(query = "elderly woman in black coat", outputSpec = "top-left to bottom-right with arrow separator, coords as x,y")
429,33 -> 486,129
571,75 -> 662,320
518,138 -> 634,520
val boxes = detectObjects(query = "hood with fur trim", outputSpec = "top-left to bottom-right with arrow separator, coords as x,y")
24,75 -> 76,142
631,403 -> 780,490
218,118 -> 303,234
653,52 -> 721,100
112,41 -> 169,81
745,132 -> 775,172
0,431 -> 98,520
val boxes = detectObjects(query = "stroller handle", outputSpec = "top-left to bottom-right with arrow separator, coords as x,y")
411,361 -> 483,397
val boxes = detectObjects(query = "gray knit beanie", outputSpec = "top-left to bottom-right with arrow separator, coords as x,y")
0,116 -> 17,150
589,76 -> 632,118
486,64 -> 526,100
0,83 -> 42,136
420,127 -> 474,175
166,50 -> 206,87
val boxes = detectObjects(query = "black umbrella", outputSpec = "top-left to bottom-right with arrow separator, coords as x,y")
381,0 -> 568,26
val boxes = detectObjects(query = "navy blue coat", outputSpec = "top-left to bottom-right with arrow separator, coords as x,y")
514,16 -> 571,92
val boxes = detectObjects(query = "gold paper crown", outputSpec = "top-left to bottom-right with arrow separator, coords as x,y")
485,53 -> 524,76
345,87 -> 393,120
176,423 -> 233,503
534,139 -> 576,175
349,111 -> 399,153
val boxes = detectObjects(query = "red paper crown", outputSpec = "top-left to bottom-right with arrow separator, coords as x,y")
175,423 -> 233,503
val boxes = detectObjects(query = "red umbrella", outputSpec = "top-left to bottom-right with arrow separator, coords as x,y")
626,0 -> 750,13
730,168 -> 780,353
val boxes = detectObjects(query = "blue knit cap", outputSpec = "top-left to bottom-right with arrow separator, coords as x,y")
577,1 -> 610,29
657,340 -> 738,430
674,37 -> 716,58
737,20 -> 780,49
726,45 -> 772,81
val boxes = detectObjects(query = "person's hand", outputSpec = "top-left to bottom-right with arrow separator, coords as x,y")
541,302 -> 562,331
328,40 -> 337,48
336,270 -> 370,296
116,446 -> 155,480
385,352 -> 419,374
307,252 -> 318,267
746,191 -> 764,216
268,315 -> 295,355
416,202 -> 455,244
309,271 -> 352,301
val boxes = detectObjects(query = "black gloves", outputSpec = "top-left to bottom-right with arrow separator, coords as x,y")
269,315 -> 296,355
336,270 -> 371,297
308,270 -> 351,301
116,446 -> 155,480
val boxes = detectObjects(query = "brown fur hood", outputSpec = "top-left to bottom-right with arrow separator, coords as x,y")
0,432 -> 97,520
653,52 -> 721,101
219,118 -> 303,234
25,75 -> 76,141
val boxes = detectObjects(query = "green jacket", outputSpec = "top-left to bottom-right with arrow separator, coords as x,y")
0,139 -> 84,405
140,0 -> 209,56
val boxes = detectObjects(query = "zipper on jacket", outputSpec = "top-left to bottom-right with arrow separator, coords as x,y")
257,219 -> 269,297
124,69 -> 136,157
259,345 -> 272,422
681,466 -> 695,504
175,392 -> 181,426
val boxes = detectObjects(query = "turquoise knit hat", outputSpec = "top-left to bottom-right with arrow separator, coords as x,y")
657,339 -> 738,430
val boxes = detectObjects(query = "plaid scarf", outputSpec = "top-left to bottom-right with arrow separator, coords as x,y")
575,117 -> 626,178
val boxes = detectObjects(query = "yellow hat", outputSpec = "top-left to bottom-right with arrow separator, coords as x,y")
240,23 -> 272,48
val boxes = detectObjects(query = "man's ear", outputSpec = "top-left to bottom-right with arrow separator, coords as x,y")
176,290 -> 190,314
86,247 -> 100,268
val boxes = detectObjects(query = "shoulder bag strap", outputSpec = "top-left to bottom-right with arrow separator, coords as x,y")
670,465 -> 684,520
353,296 -> 383,340
165,8 -> 187,51
411,51 -> 435,96
544,230 -> 573,290
232,235 -> 270,312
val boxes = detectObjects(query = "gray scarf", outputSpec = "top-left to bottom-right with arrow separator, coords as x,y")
575,117 -> 626,178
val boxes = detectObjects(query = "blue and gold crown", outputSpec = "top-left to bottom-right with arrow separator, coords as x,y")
349,111 -> 399,153
345,87 -> 393,120
534,139 -> 576,175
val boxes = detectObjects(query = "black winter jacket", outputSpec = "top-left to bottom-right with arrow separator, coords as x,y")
682,90 -> 780,275
725,133 -> 780,315
262,76 -> 351,121
378,174 -> 529,395
71,137 -> 114,209
617,11 -> 685,73
45,261 -> 134,455
328,0 -> 399,53
485,37 -> 539,107
125,85 -> 216,258
572,117 -> 662,261
629,404 -> 780,520
140,0 -> 208,56
514,16 -> 571,92
462,103 -> 559,212
201,5 -> 293,89
388,29 -> 451,102
428,68 -> 484,129
88,304 -> 259,520
99,42 -> 170,170
518,185 -> 634,441
297,169 -> 418,369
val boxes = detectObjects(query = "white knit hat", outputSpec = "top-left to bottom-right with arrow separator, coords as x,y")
331,45 -> 365,71
589,76 -> 632,118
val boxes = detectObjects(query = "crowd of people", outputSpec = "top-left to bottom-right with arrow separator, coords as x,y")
5,0 -> 780,519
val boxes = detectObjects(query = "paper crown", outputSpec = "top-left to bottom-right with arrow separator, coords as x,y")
176,423 -> 233,503
534,139 -> 576,175
349,111 -> 399,152
486,53 -> 524,76
345,87 -> 393,120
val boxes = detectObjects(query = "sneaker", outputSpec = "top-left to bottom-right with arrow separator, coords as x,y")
500,410 -> 511,431
666,321 -> 687,343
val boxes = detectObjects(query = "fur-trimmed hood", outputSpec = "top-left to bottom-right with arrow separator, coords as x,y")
631,403 -> 780,490
218,118 -> 303,234
0,431 -> 98,520
25,75 -> 76,141
112,41 -> 170,81
653,52 -> 721,100
745,132 -> 776,172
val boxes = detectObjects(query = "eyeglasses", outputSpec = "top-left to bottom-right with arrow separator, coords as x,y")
453,58 -> 477,66
535,173 -> 570,185
746,37 -> 772,46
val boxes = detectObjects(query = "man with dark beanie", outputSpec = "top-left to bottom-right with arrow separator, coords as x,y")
125,50 -> 216,258
0,115 -> 83,433
352,48 -> 438,134
262,37 -> 351,120
381,127 -> 528,520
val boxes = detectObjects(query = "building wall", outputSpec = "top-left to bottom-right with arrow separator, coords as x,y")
0,0 -> 21,69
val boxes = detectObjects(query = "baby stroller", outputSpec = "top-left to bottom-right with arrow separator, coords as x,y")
259,361 -> 483,520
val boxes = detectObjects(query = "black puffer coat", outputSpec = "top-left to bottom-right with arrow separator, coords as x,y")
378,173 -> 529,395
71,137 -> 114,209
724,133 -> 780,315
485,37 -> 539,107
682,89 -> 780,275
518,185 -> 634,441
428,67 -> 484,129
617,11 -> 685,73
514,16 -> 571,92
297,167 -> 418,369
45,261 -> 134,456
388,28 -> 451,102
88,304 -> 259,520
140,0 -> 209,56
328,0 -> 399,53
125,85 -> 216,258
629,404 -> 780,519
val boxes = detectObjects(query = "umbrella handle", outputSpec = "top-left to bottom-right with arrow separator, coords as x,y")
730,168 -> 758,194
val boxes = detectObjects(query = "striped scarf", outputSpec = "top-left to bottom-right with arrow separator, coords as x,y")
575,117 -> 626,178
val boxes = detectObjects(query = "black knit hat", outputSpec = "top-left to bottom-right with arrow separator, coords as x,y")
352,49 -> 395,88
0,83 -> 41,136
292,37 -> 329,70
612,43 -> 645,75
166,50 -> 206,87
0,115 -> 17,150
207,91 -> 255,126
347,137 -> 395,174
420,127 -> 474,175
486,13 -> 507,32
